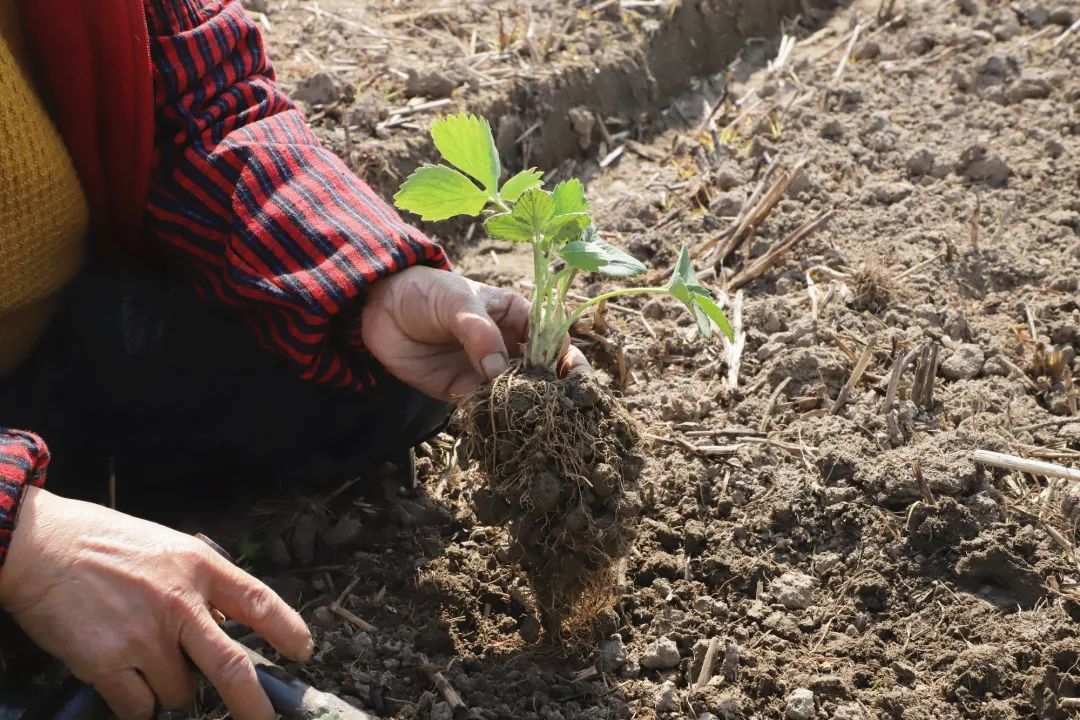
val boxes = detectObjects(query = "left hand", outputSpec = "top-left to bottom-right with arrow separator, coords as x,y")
361,266 -> 589,402
0,488 -> 312,720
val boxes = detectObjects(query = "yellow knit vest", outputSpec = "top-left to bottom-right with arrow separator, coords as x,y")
0,3 -> 88,375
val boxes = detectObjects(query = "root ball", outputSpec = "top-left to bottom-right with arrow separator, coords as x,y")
459,366 -> 642,642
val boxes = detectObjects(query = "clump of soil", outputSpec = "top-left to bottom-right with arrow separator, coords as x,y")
459,365 -> 645,641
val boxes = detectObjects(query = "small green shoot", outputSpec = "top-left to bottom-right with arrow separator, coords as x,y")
395,113 -> 733,370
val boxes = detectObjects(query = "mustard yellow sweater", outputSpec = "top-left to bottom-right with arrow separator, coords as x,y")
0,3 -> 88,375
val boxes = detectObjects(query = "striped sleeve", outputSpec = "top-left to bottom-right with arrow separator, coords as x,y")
0,430 -> 49,569
144,0 -> 449,389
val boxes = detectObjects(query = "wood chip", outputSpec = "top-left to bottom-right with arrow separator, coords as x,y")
327,602 -> 377,633
831,336 -> 876,413
973,450 -> 1080,482
694,637 -> 721,688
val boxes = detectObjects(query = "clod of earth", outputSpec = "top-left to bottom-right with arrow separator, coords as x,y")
640,635 -> 681,670
596,634 -> 629,673
940,343 -> 986,381
771,570 -> 817,610
654,680 -> 679,713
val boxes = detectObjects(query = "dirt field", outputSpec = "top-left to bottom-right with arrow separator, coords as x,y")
214,0 -> 1080,718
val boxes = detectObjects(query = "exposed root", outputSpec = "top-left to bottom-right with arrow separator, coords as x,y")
458,364 -> 644,644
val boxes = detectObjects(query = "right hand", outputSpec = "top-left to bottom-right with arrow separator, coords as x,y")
362,266 -> 591,402
0,486 -> 312,720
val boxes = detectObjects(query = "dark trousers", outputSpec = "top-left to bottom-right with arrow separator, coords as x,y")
0,263 -> 451,709
0,263 -> 450,513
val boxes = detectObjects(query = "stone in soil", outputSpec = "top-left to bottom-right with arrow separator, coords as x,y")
292,70 -> 350,106
772,571 -> 818,610
655,680 -> 679,713
310,605 -> 337,629
831,703 -> 865,720
785,688 -> 815,720
905,147 -> 937,176
641,636 -> 681,670
955,145 -> 1011,184
322,515 -> 362,546
1049,6 -> 1075,24
405,68 -> 461,99
1006,73 -> 1052,103
940,344 -> 986,381
597,634 -> 629,673
869,181 -> 914,204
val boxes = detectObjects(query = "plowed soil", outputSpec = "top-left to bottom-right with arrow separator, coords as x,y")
208,0 -> 1080,718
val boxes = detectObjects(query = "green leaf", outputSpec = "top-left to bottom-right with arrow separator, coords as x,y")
542,180 -> 591,244
560,228 -> 648,278
667,275 -> 711,337
500,168 -> 544,202
552,179 -> 589,215
670,244 -> 698,289
430,113 -> 501,195
484,212 -> 535,243
393,164 -> 490,221
665,246 -> 733,340
547,213 -> 592,244
512,189 -> 556,234
693,293 -> 734,341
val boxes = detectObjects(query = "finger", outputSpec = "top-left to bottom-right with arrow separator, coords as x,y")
445,367 -> 487,401
179,609 -> 274,720
205,557 -> 312,662
480,286 -> 530,358
558,345 -> 592,377
95,669 -> 157,720
443,290 -> 510,381
139,645 -> 195,710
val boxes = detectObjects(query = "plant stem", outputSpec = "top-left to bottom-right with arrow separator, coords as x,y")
555,268 -> 577,309
555,286 -> 669,338
526,240 -> 548,367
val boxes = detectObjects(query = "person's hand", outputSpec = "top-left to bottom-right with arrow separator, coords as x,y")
361,266 -> 590,401
0,487 -> 312,720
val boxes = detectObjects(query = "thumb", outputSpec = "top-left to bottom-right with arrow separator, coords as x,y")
443,284 -> 510,381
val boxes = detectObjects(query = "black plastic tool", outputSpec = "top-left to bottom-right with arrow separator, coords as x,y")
27,654 -> 377,720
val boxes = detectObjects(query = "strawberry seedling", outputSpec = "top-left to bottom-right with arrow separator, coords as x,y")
395,113 -> 731,642
395,113 -> 731,371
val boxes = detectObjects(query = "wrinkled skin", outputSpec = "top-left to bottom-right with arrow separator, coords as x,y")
362,266 -> 589,401
0,487 -> 312,720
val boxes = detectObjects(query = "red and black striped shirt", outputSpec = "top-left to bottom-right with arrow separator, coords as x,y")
0,0 -> 448,566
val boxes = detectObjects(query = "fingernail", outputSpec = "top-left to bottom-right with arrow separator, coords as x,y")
481,352 -> 508,380
303,636 -> 314,660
